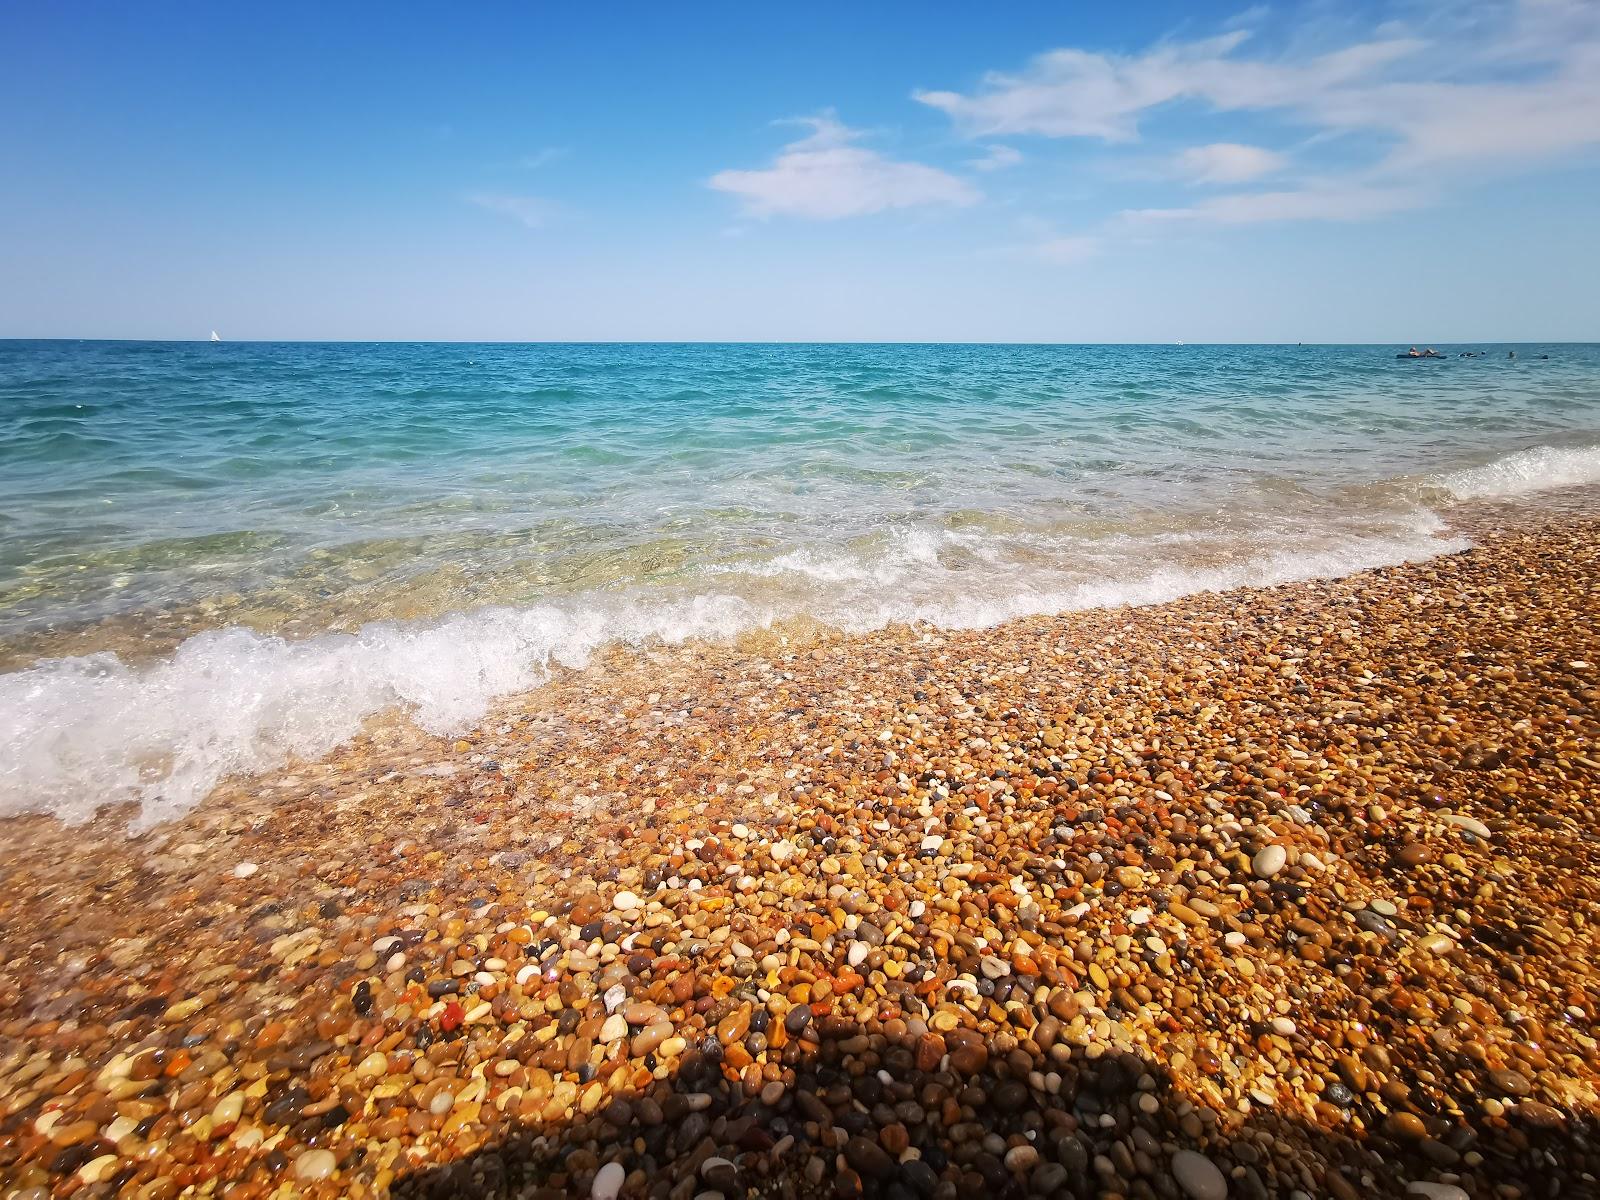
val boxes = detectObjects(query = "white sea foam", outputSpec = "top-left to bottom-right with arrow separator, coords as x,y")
1437,444 -> 1600,500
761,513 -> 1462,633
0,508 -> 1465,828
0,594 -> 758,828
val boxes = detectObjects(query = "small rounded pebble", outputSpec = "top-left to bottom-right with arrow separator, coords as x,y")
0,508 -> 1596,1200
294,1149 -> 337,1182
591,1161 -> 626,1200
1252,844 -> 1287,878
1172,1149 -> 1229,1200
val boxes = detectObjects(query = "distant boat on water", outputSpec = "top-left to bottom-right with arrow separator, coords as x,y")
210,331 -> 221,342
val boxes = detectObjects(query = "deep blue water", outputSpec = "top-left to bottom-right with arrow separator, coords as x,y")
2,340 -> 1598,823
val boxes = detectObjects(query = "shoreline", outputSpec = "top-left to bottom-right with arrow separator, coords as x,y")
1,500 -> 1597,1197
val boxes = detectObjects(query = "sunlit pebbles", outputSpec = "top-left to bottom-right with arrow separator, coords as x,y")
0,500 -> 1593,1198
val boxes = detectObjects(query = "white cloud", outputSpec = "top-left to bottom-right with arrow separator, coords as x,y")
468,193 -> 555,229
708,113 -> 980,220
969,144 -> 1024,172
1175,142 -> 1285,183
914,0 -> 1600,247
914,0 -> 1600,179
1316,50 -> 1600,172
913,31 -> 1424,143
1123,182 -> 1426,225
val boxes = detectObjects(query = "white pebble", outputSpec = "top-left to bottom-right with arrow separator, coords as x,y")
212,1090 -> 245,1125
232,862 -> 258,879
591,1161 -> 626,1200
979,955 -> 1011,979
294,1148 -> 338,1182
1442,813 -> 1492,839
1252,844 -> 1288,878
79,1154 -> 121,1184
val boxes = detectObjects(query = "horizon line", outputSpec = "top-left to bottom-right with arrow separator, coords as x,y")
2,338 -> 1593,347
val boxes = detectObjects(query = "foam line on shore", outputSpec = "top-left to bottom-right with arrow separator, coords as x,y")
1436,443 -> 1600,499
0,513 -> 1463,828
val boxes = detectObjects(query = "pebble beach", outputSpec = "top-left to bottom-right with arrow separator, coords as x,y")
1,498 -> 1597,1200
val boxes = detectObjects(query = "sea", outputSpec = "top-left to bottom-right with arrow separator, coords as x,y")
2,340 -> 1598,826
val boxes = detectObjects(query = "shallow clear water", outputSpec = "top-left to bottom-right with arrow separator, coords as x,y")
3,340 -> 1598,824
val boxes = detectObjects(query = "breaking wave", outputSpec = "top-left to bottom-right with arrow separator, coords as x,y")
0,510 -> 1464,827
1437,444 -> 1600,500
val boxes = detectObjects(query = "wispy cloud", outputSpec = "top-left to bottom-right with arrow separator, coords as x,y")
1123,182 -> 1426,225
916,0 -> 1600,231
709,112 -> 980,220
1032,234 -> 1100,264
1175,142 -> 1285,184
1016,179 -> 1423,263
518,147 -> 567,170
1223,5 -> 1270,31
913,30 -> 1426,143
467,192 -> 556,229
1006,218 -> 1102,266
969,144 -> 1024,172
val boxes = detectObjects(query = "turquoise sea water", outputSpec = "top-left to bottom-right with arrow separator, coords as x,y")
3,340 -> 1599,824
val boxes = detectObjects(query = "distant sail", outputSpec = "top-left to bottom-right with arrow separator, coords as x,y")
210,331 -> 221,342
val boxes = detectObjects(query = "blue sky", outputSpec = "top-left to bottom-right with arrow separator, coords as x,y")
2,0 -> 1597,342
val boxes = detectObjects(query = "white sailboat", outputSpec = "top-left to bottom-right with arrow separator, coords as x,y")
210,330 -> 221,342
